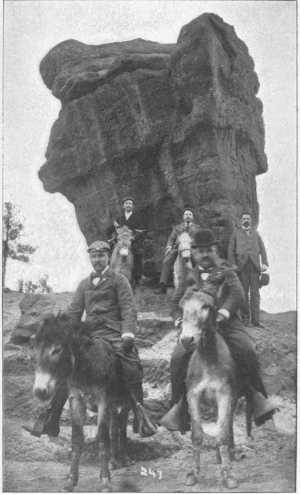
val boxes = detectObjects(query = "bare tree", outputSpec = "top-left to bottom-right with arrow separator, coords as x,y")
2,202 -> 36,287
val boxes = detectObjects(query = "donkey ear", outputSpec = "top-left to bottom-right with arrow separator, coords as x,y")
113,220 -> 120,229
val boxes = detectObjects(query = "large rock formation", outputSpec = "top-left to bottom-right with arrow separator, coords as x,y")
39,13 -> 267,275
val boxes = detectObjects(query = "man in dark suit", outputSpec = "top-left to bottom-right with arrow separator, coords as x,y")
228,212 -> 268,328
23,241 -> 155,438
160,229 -> 276,432
157,208 -> 200,293
107,197 -> 144,285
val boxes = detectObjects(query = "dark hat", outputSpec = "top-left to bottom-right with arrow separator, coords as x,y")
259,273 -> 270,288
123,197 -> 135,204
183,207 -> 194,215
87,241 -> 110,253
191,229 -> 219,248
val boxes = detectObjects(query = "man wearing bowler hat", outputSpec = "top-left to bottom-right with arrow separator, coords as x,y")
107,197 -> 144,285
23,240 -> 155,438
159,229 -> 276,433
228,212 -> 269,328
157,208 -> 200,294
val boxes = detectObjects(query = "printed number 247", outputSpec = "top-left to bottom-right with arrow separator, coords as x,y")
140,466 -> 162,479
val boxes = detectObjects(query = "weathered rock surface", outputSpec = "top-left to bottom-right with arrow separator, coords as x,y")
9,290 -> 173,346
38,13 -> 267,272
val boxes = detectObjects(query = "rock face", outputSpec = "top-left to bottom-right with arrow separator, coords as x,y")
39,13 -> 267,273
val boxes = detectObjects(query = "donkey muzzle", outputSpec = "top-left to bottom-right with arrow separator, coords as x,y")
33,370 -> 56,401
180,335 -> 195,351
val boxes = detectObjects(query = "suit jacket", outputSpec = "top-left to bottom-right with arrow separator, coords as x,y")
106,211 -> 142,240
167,222 -> 200,249
227,228 -> 268,273
67,267 -> 137,342
171,263 -> 245,331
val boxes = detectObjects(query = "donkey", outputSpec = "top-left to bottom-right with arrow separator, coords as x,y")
173,231 -> 193,288
110,223 -> 146,289
32,313 -> 132,492
178,281 -> 243,489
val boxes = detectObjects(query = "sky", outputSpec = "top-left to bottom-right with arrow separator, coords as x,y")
3,1 -> 297,313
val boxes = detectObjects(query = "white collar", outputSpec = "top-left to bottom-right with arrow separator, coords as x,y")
125,211 -> 133,219
242,226 -> 251,231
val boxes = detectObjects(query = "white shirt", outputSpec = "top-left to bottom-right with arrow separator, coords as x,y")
125,211 -> 133,220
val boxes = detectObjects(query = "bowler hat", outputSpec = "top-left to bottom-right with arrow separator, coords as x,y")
259,273 -> 270,288
183,207 -> 194,215
87,241 -> 110,253
123,197 -> 135,204
191,229 -> 219,248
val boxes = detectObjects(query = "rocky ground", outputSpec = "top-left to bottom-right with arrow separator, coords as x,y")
3,288 -> 297,492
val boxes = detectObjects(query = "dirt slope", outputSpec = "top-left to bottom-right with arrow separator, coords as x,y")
3,291 -> 296,492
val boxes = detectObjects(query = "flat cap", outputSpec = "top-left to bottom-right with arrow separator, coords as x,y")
123,197 -> 135,204
87,241 -> 110,253
183,207 -> 194,215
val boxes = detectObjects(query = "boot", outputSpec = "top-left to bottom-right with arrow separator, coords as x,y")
22,382 -> 68,437
159,395 -> 190,434
130,382 -> 157,438
252,389 -> 278,426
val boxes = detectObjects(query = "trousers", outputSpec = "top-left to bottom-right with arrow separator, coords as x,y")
238,258 -> 261,324
170,324 -> 267,405
160,249 -> 178,285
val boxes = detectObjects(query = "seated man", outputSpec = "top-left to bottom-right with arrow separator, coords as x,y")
160,229 -> 277,432
107,197 -> 144,285
158,208 -> 200,293
23,241 -> 155,438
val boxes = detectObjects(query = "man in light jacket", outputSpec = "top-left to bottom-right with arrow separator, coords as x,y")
227,212 -> 268,328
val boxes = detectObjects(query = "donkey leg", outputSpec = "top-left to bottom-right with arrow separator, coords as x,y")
63,396 -> 86,492
109,409 -> 120,470
97,400 -> 112,492
119,405 -> 133,467
185,391 -> 203,486
216,394 -> 238,489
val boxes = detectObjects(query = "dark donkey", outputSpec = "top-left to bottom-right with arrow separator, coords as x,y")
177,273 -> 251,489
32,313 -> 133,493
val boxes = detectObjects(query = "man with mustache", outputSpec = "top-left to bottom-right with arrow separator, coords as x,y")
228,212 -> 268,328
159,229 -> 276,433
157,208 -> 200,294
23,241 -> 155,438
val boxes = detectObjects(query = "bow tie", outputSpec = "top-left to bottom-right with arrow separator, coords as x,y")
199,268 -> 213,274
91,272 -> 102,279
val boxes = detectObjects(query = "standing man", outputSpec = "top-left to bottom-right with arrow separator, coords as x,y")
107,197 -> 143,286
159,229 -> 276,433
157,208 -> 200,294
23,241 -> 155,438
228,212 -> 268,328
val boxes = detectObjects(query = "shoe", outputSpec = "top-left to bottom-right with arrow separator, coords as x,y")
255,409 -> 276,426
22,413 -> 60,438
253,322 -> 265,329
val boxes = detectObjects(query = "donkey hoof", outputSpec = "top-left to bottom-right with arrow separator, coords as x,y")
109,459 -> 119,470
225,475 -> 238,489
185,471 -> 198,486
61,481 -> 74,492
100,478 -> 112,492
123,456 -> 135,467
